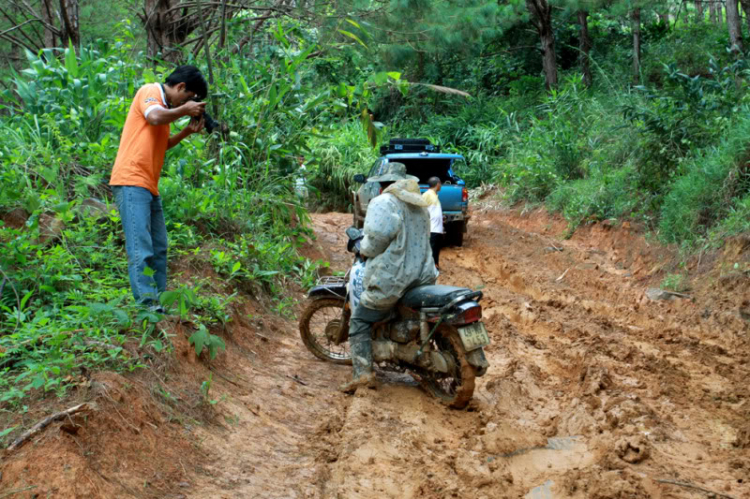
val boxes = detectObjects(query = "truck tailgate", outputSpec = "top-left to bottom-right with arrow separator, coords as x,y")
419,185 -> 465,212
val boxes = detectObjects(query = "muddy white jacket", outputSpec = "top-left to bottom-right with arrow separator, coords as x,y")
359,179 -> 438,310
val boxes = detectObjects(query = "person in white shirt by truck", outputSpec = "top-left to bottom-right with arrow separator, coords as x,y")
422,176 -> 444,270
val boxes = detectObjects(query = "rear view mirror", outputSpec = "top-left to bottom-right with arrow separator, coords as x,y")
353,174 -> 366,184
345,226 -> 362,240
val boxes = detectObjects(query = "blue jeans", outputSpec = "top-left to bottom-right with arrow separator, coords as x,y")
112,186 -> 168,305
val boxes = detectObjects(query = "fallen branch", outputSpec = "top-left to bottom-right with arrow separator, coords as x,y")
663,290 -> 693,300
556,268 -> 570,282
287,374 -> 308,386
7,402 -> 96,452
657,478 -> 736,499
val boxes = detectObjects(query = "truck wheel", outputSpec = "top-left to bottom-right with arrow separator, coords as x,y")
447,222 -> 464,247
452,229 -> 464,247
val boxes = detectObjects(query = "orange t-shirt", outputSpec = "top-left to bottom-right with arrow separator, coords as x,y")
109,83 -> 171,196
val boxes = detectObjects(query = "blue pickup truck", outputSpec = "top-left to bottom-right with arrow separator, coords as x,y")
352,139 -> 470,246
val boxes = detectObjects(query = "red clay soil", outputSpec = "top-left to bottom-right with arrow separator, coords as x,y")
0,209 -> 29,230
1,202 -> 749,499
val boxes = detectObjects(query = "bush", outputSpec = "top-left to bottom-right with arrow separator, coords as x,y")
659,109 -> 750,246
547,165 -> 640,229
306,122 -> 379,211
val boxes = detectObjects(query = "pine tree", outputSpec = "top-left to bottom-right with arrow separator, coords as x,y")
578,10 -> 592,87
632,6 -> 641,82
726,0 -> 743,52
526,0 -> 557,89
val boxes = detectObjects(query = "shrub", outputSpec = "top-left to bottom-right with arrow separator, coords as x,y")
659,109 -> 750,246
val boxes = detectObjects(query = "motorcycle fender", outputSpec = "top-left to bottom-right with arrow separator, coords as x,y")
466,348 -> 489,377
308,284 -> 346,300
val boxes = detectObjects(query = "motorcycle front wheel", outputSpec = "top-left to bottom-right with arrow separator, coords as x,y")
415,325 -> 476,409
298,297 -> 352,365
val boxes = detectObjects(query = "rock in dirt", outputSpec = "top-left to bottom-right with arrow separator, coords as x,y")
614,435 -> 650,464
77,198 -> 110,221
38,213 -> 64,244
645,288 -> 692,301
645,288 -> 674,301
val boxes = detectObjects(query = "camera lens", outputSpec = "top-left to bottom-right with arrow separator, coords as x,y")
203,112 -> 219,133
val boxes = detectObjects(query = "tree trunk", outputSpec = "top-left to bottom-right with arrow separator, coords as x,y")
526,0 -> 557,90
741,0 -> 750,34
41,0 -> 56,47
142,0 -> 208,61
632,8 -> 641,83
695,1 -> 704,22
578,10 -> 592,87
59,0 -> 80,47
145,0 -> 170,59
727,0 -> 743,52
219,0 -> 228,48
710,1 -> 718,23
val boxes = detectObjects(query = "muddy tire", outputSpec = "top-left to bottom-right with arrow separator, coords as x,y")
446,222 -> 465,247
299,297 -> 352,365
416,325 -> 476,409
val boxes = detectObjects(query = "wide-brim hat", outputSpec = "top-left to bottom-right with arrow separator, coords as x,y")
369,162 -> 419,183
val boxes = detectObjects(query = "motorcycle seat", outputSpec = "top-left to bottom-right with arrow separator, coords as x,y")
400,285 -> 472,308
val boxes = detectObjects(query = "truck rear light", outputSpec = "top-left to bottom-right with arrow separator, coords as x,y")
462,187 -> 468,203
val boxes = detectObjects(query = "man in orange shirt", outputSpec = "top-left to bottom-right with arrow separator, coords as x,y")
110,65 -> 208,310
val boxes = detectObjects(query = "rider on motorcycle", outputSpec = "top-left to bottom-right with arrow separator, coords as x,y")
340,162 -> 439,393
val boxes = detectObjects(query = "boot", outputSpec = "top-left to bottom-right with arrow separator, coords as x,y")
339,337 -> 377,394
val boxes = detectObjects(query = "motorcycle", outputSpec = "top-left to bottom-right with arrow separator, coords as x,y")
298,227 -> 490,408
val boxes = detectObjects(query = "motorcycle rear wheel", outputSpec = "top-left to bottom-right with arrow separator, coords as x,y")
415,325 -> 476,409
299,297 -> 352,365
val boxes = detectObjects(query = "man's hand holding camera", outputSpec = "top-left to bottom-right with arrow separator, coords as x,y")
186,115 -> 205,135
181,99 -> 206,118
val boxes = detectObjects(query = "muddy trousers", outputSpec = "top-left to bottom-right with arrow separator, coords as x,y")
348,304 -> 391,379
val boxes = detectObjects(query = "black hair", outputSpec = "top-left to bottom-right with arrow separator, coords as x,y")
165,65 -> 208,99
428,177 -> 441,188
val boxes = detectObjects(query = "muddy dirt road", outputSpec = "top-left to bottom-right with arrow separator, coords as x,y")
4,205 -> 748,499
289,208 -> 748,499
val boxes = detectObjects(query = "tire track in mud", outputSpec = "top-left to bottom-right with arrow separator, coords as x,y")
185,329 -> 352,499
312,211 -> 749,499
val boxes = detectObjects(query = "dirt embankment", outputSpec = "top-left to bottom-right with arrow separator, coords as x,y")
2,203 -> 749,499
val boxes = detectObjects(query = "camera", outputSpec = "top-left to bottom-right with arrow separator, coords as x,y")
191,98 -> 220,133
